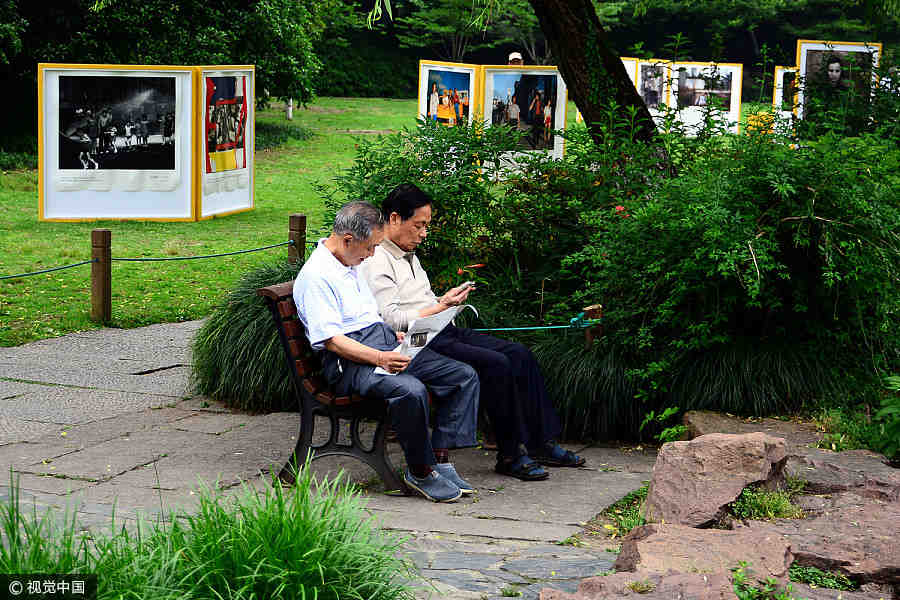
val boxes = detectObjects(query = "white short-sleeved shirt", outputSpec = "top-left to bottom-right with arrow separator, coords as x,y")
293,240 -> 383,350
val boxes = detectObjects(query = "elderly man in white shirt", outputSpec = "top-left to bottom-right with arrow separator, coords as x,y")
362,184 -> 586,482
293,201 -> 480,502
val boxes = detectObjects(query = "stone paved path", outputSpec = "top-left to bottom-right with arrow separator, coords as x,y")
0,322 -> 655,598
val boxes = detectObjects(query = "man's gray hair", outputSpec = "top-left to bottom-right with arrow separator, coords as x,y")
333,201 -> 385,240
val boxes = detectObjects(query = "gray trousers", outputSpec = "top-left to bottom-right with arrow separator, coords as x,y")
322,322 -> 480,466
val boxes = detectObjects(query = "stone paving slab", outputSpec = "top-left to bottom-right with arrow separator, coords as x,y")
0,416 -> 62,445
12,473 -> 97,496
0,363 -> 191,397
0,387 -> 174,425
0,379 -> 50,400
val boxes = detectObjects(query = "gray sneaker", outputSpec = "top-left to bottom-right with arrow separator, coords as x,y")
404,470 -> 462,503
433,462 -> 475,495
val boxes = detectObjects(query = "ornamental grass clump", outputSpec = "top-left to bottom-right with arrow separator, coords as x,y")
190,259 -> 300,411
0,467 -> 417,599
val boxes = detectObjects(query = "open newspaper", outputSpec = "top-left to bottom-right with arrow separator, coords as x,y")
374,304 -> 477,375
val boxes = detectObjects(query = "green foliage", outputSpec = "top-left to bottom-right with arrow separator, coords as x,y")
396,0 -> 503,61
815,405 -> 885,454
255,120 -> 314,152
874,375 -> 900,459
190,260 -> 299,412
322,119 -> 522,288
601,485 -> 648,538
729,484 -> 803,521
0,466 -> 416,599
732,562 -> 796,600
640,406 -> 687,444
788,564 -> 857,591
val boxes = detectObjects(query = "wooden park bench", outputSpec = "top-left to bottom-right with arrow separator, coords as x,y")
257,280 -> 406,492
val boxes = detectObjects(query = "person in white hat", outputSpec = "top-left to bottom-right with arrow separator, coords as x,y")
508,52 -> 524,66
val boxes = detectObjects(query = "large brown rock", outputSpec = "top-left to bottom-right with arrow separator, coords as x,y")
540,570 -> 736,599
612,523 -> 793,585
760,493 -> 900,585
786,448 -> 900,502
643,432 -> 788,526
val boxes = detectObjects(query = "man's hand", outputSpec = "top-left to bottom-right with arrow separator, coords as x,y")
439,283 -> 474,307
377,351 -> 411,374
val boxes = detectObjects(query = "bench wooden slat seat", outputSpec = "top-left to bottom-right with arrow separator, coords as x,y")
258,280 -> 405,492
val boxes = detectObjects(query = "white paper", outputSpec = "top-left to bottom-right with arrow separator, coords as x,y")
374,304 -> 478,375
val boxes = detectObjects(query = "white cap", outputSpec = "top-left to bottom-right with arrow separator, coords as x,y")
508,52 -> 523,62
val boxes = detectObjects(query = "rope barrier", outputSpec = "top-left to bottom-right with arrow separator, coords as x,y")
473,312 -> 601,332
111,240 -> 293,262
0,259 -> 98,281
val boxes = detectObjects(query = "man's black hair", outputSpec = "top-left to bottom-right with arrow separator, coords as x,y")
382,184 -> 432,220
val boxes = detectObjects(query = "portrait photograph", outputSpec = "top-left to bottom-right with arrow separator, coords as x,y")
636,61 -> 671,122
417,61 -> 477,127
58,75 -> 176,170
796,40 -> 882,119
670,62 -> 742,133
205,75 -> 249,174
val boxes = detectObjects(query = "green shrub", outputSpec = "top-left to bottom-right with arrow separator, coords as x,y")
191,260 -> 298,411
0,466 -> 416,599
788,565 -> 857,591
875,375 -> 900,459
729,483 -> 803,521
255,120 -> 314,151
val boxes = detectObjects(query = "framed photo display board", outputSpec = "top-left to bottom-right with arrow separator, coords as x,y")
39,64 -> 195,221
773,65 -> 799,120
796,40 -> 882,120
197,66 -> 255,219
669,62 -> 743,134
481,65 -> 567,158
418,61 -> 480,126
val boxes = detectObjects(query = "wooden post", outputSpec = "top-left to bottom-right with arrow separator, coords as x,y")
286,98 -> 294,121
583,304 -> 603,349
288,214 -> 306,265
91,229 -> 111,323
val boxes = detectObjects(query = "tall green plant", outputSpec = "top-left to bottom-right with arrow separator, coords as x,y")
191,260 -> 299,411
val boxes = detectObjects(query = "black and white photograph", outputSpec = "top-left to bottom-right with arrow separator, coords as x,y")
797,41 -> 881,119
58,75 -> 176,170
675,65 -> 733,109
638,63 -> 668,110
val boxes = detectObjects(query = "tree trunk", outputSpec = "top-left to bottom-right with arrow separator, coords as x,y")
527,0 -> 659,145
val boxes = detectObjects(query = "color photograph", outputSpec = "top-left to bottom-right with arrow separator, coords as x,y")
205,75 -> 249,174
58,75 -> 176,170
425,69 -> 472,126
489,72 -> 559,151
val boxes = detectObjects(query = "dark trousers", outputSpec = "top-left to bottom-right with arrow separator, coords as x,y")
322,323 -> 479,466
429,325 -> 561,458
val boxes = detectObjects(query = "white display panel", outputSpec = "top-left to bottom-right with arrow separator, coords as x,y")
773,65 -> 798,121
669,62 -> 743,134
418,60 -> 478,127
482,66 -> 567,159
39,65 -> 195,221
198,67 -> 255,219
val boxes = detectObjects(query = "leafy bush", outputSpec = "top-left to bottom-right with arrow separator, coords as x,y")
788,565 -> 857,591
0,466 -> 416,599
255,120 -> 314,151
191,260 -> 298,411
729,484 -> 803,521
875,375 -> 900,460
322,103 -> 900,440
815,405 -> 885,453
